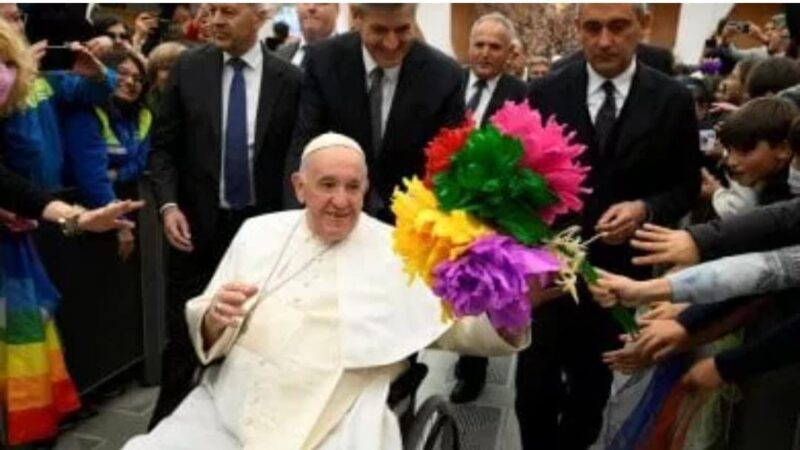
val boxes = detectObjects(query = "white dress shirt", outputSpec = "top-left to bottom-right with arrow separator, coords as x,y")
362,47 -> 401,136
465,71 -> 500,125
586,58 -> 637,124
219,42 -> 263,209
290,36 -> 307,67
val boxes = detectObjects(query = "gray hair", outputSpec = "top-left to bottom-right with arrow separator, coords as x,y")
470,12 -> 518,43
578,4 -> 649,20
352,4 -> 417,16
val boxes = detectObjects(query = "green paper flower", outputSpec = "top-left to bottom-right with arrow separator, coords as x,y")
433,126 -> 558,245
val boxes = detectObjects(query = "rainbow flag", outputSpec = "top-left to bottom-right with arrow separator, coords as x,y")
0,232 -> 80,446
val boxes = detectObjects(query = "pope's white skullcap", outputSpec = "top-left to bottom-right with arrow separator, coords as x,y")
301,132 -> 364,162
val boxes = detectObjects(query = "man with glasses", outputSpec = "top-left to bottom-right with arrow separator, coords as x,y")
521,4 -> 701,449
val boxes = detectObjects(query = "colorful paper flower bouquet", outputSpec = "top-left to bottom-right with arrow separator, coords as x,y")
391,101 -> 637,333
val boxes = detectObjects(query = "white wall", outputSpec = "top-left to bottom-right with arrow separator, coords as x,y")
673,3 -> 733,65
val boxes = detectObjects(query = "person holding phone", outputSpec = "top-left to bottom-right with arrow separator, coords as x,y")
63,49 -> 151,260
0,14 -> 143,447
718,17 -> 792,62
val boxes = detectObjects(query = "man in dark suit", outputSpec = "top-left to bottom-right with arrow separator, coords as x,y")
146,3 -> 301,428
274,3 -> 338,67
519,4 -> 700,449
553,42 -> 675,76
286,3 -> 465,223
450,12 -> 528,404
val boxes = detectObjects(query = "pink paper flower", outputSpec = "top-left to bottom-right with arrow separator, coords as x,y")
491,101 -> 590,224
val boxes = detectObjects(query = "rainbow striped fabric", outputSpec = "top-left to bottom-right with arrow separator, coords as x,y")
0,232 -> 80,446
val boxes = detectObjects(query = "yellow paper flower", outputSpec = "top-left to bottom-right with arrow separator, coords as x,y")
391,177 -> 492,286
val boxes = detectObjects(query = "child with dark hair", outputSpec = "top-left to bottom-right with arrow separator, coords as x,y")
718,97 -> 797,204
746,57 -> 800,99
787,116 -> 800,195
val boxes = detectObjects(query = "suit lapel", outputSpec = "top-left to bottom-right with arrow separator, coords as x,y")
208,48 -> 224,178
384,42 -> 425,147
254,45 -> 285,160
337,34 -> 371,152
563,64 -> 593,146
483,75 -> 509,127
610,65 -> 657,159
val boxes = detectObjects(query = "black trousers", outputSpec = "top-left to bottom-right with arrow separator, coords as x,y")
515,287 -> 620,450
148,207 -> 254,430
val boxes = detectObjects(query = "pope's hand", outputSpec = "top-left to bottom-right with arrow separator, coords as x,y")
203,282 -> 258,343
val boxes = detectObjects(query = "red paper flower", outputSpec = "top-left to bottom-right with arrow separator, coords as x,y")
422,116 -> 475,187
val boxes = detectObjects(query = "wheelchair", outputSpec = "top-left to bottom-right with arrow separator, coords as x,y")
390,361 -> 462,450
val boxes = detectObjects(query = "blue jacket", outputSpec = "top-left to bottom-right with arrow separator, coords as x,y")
0,70 -> 116,192
64,104 -> 152,207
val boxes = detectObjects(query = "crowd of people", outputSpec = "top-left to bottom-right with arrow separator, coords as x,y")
1,2 -> 799,449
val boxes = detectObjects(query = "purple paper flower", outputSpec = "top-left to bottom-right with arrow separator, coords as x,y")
432,235 -> 561,330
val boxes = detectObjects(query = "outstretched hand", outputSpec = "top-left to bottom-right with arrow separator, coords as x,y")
631,223 -> 700,267
78,200 -> 144,233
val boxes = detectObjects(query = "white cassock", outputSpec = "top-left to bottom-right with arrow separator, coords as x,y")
125,210 -> 529,450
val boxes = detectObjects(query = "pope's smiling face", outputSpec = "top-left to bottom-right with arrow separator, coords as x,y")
292,146 -> 368,244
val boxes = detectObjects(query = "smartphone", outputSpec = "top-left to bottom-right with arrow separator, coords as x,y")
699,129 -> 717,154
729,20 -> 749,34
40,45 -> 76,71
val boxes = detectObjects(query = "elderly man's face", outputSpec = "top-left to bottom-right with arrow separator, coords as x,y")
469,19 -> 513,81
358,5 -> 415,68
576,4 -> 647,79
208,4 -> 265,56
292,147 -> 368,244
298,3 -> 338,44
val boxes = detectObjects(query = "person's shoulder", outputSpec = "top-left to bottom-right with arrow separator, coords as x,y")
238,209 -> 304,239
309,32 -> 360,57
412,41 -> 462,77
263,46 -> 302,82
637,63 -> 687,97
499,73 -> 528,94
274,40 -> 299,60
530,61 -> 577,93
178,43 -> 219,65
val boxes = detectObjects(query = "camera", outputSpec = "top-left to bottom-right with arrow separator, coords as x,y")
729,20 -> 750,34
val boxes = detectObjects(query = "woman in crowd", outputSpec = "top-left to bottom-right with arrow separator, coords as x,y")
93,14 -> 132,49
0,17 -> 140,447
64,49 -> 151,260
144,41 -> 185,114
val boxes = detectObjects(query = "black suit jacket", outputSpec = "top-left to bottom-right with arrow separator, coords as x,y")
463,70 -> 528,127
528,61 -> 700,276
148,43 -> 302,247
274,41 -> 300,63
553,43 -> 675,76
287,32 -> 466,221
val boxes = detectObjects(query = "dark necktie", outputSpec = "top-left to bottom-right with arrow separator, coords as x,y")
368,67 -> 384,156
594,80 -> 617,154
466,79 -> 487,112
224,57 -> 251,209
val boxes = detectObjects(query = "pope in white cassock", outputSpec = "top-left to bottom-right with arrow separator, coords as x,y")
125,132 -> 532,450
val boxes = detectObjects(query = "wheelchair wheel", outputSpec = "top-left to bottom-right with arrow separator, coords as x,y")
404,395 -> 461,450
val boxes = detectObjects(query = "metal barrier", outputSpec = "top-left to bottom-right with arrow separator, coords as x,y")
33,177 -> 165,394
